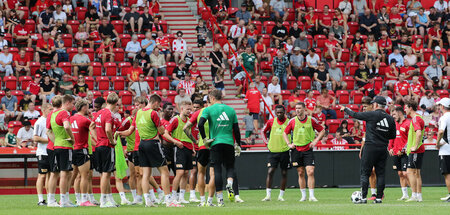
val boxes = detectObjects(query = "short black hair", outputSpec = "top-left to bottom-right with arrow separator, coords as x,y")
193,99 -> 204,107
275,105 -> 285,112
4,88 -> 10,92
163,102 -> 173,110
394,106 -> 405,115
406,100 -> 418,111
94,97 -> 106,106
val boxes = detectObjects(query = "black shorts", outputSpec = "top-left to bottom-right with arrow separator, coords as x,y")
78,66 -> 89,73
197,149 -> 210,167
163,145 -> 174,163
73,148 -> 90,167
407,153 -> 424,169
90,151 -> 96,170
95,146 -> 115,173
37,155 -> 50,174
54,148 -> 73,171
268,151 -> 291,170
139,139 -> 167,168
291,149 -> 315,167
392,154 -> 408,171
174,147 -> 194,170
439,155 -> 450,175
250,112 -> 259,120
47,149 -> 58,172
210,144 -> 235,168
132,151 -> 140,166
198,39 -> 206,47
39,51 -> 55,60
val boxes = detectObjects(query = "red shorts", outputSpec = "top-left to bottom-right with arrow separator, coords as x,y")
235,79 -> 243,86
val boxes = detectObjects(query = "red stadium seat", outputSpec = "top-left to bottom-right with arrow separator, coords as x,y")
262,34 -> 271,48
286,8 -> 295,21
346,35 -> 353,49
263,21 -> 276,34
307,35 -> 313,47
68,20 -> 80,35
228,7 -> 239,16
159,20 -> 168,33
167,34 -> 175,46
96,76 -> 110,90
24,47 -> 34,61
113,48 -> 125,62
379,62 -> 387,76
8,121 -> 22,135
84,48 -> 94,61
341,49 -> 350,62
198,7 -> 208,15
102,91 -> 113,98
112,76 -> 125,90
92,90 -> 101,99
136,34 -> 145,43
3,76 -> 17,90
287,76 -> 297,90
62,34 -> 73,48
423,48 -> 433,62
118,62 -> 131,76
18,76 -> 32,90
336,62 -> 345,76
111,20 -> 124,34
282,21 -> 290,31
18,6 -> 29,20
346,62 -> 358,76
351,90 -> 364,104
12,90 -> 24,101
126,104 -> 136,113
157,76 -> 170,90
412,35 -> 423,44
58,62 -> 72,75
334,105 -> 344,119
30,62 -> 40,75
437,90 -> 449,98
417,62 -> 428,75
347,104 -> 359,116
214,34 -> 227,47
298,90 -> 306,101
168,90 -> 177,102
251,21 -> 262,33
119,91 -> 133,105
91,62 -> 102,76
260,76 -> 268,86
348,22 -> 359,35
374,76 -> 383,89
281,90 -> 291,100
75,7 -> 87,20
104,62 -> 117,76
67,48 -> 77,61
84,76 -> 94,90
314,35 -> 326,48
260,61 -> 272,73
326,119 -> 340,133
166,62 -> 176,76
119,34 -> 131,49
298,76 -> 311,89
336,90 -> 349,104
342,76 -> 355,89
221,20 -> 234,32
144,76 -> 155,90
25,19 -> 35,33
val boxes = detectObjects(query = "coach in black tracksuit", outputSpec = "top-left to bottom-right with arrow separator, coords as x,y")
340,96 -> 396,203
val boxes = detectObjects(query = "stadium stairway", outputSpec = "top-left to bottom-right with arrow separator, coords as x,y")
161,0 -> 265,148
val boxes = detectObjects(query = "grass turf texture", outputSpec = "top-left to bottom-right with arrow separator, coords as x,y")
0,187 -> 449,214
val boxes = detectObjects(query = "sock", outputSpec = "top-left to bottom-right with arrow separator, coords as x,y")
190,190 -> 196,199
172,190 -> 177,201
369,69 -> 373,74
236,195 -> 240,199
119,192 -> 127,201
417,193 -> 422,199
131,189 -> 137,201
108,194 -> 115,203
49,193 -> 56,203
217,192 -> 223,201
75,193 -> 81,203
309,189 -> 315,198
401,187 -> 408,197
412,192 -> 417,198
60,193 -> 66,204
66,192 -> 70,203
300,189 -> 306,199
375,68 -> 379,74
164,195 -> 171,204
200,196 -> 206,203
38,194 -> 44,202
100,194 -> 107,205
207,197 -> 213,204
144,193 -> 151,203
179,189 -> 186,200
149,189 -> 157,201
227,179 -> 233,187
137,195 -> 142,202
266,188 -> 272,197
47,193 -> 52,203
81,193 -> 87,203
157,188 -> 163,195
89,193 -> 96,202
279,190 -> 285,198
371,188 -> 376,195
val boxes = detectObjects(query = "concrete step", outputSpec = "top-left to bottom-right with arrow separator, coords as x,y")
160,0 -> 186,2
161,5 -> 189,8
162,11 -> 193,15
165,21 -> 200,25
167,25 -> 196,29
164,14 -> 196,17
164,18 -> 197,21
160,8 -> 191,12
169,29 -> 196,33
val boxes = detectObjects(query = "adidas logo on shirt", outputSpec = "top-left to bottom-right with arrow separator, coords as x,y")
216,112 -> 229,121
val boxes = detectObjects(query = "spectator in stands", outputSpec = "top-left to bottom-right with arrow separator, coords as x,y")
125,34 -> 141,59
254,36 -> 267,63
430,46 -> 446,69
209,43 -> 225,79
229,20 -> 246,49
52,5 -> 72,34
324,32 -> 343,62
359,9 -> 378,36
35,32 -> 56,63
150,17 -> 163,39
171,60 -> 187,88
172,31 -> 187,66
236,3 -> 251,25
330,18 -> 347,49
37,6 -> 54,34
394,73 -> 411,103
319,5 -> 333,35
389,6 -> 403,31
156,30 -> 171,62
304,89 -> 317,112
12,19 -> 32,48
189,62 -> 201,80
233,68 -> 246,98
331,130 -> 348,150
305,6 -> 319,36
128,60 -> 143,87
397,33 -> 412,55
17,121 -> 34,148
272,50 -> 290,90
194,76 -> 209,100
425,59 -> 449,90
35,63 -> 48,77
355,60 -> 371,88
244,82 -> 261,135
149,47 -> 166,79
410,76 -> 425,102
129,74 -> 150,97
0,34 -> 7,50
54,33 -> 69,64
350,120 -> 364,145
270,0 -> 288,21
385,59 -> 399,90
213,0 -> 229,25
102,0 -> 124,18
72,46 -> 93,77
268,76 -> 282,105
5,124 -> 18,147
135,49 -> 151,75
85,6 -> 100,32
123,4 -> 140,34
246,23 -> 258,49
97,37 -> 115,64
271,19 -> 288,49
329,60 -> 346,90
137,6 -> 153,34
242,108 -> 255,145
293,32 -> 310,57
419,91 -> 435,113
141,32 -> 155,55
74,75 -> 89,97
174,88 -> 191,111
304,48 -> 320,77
178,72 -> 195,96
0,45 -> 12,76
19,91 -> 32,114
40,75 -> 55,104
377,6 -> 389,30
388,47 -> 404,67
87,25 -> 101,49
415,7 -> 430,38
1,88 -> 19,123
314,62 -> 332,91
288,88 -> 301,112
428,7 -> 442,26
5,10 -> 20,34
26,74 -> 41,102
240,45 -> 257,77
317,88 -> 337,119
22,102 -> 40,122
183,47 -> 195,70
98,17 -> 120,47
195,20 -> 208,62
428,23 -> 443,49
252,75 -> 264,93
260,87 -> 273,117
290,47 -> 304,78
75,25 -> 88,48
353,0 -> 368,19
59,73 -> 74,95
434,0 -> 448,14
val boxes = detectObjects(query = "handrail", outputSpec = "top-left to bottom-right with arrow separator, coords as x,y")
197,0 -> 275,121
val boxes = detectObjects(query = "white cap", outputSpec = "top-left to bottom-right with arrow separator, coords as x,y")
435,46 -> 441,51
437,97 -> 450,108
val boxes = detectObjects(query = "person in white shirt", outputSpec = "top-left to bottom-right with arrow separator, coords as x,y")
434,0 -> 448,13
339,0 -> 353,15
23,103 -> 41,121
172,31 -> 187,66
436,97 -> 450,202
0,45 -> 13,76
260,87 -> 274,117
53,5 -> 68,24
228,20 -> 246,48
125,34 -> 142,59
33,103 -> 52,206
268,76 -> 282,104
331,130 -> 348,150
0,34 -> 9,50
419,91 -> 435,112
129,74 -> 150,97
17,121 -> 34,148
304,48 -> 321,77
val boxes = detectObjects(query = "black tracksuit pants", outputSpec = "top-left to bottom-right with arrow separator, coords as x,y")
360,144 -> 388,199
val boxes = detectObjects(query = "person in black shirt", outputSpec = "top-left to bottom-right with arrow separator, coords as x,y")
428,7 -> 442,26
39,75 -> 56,104
171,60 -> 187,88
123,4 -> 140,34
35,64 -> 48,78
355,60 -> 372,88
289,22 -> 302,41
443,22 -> 450,47
85,6 -> 100,31
313,63 -> 332,91
397,34 -> 411,55
183,47 -> 195,70
135,49 -> 151,75
150,17 -> 163,39
138,6 -> 154,33
359,9 -> 378,37
271,19 -> 288,48
98,17 -> 120,47
74,75 -> 89,97
19,92 -> 32,112
209,43 -> 225,79
38,7 -> 55,34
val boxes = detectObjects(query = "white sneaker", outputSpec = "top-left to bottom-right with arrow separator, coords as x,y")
100,201 -> 117,208
235,196 -> 244,203
47,202 -> 60,207
299,197 -> 307,202
278,197 -> 285,201
60,202 -> 78,208
405,197 -> 418,202
121,199 -> 132,205
145,201 -> 157,207
157,194 -> 164,204
190,197 -> 201,203
417,196 -> 423,202
397,196 -> 409,201
261,196 -> 271,201
309,197 -> 318,202
178,199 -> 189,204
440,194 -> 450,201
132,199 -> 143,205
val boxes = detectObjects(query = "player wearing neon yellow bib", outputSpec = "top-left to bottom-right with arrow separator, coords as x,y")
261,105 -> 291,201
283,102 -> 325,202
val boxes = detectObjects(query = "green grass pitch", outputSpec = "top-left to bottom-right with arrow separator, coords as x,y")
0,187 -> 449,214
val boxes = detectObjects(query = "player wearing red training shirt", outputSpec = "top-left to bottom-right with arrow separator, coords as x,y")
283,102 -> 325,202
244,84 -> 262,135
